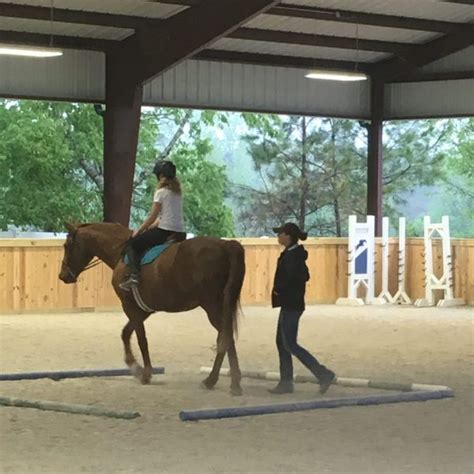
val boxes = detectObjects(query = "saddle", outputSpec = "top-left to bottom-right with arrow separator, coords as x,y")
123,233 -> 183,266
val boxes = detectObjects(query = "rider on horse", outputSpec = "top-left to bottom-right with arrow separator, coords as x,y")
120,160 -> 186,291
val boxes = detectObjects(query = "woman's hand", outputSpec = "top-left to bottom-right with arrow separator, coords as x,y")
132,229 -> 140,238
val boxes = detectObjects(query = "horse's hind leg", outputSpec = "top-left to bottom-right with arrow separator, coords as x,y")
227,340 -> 242,396
201,304 -> 226,390
202,351 -> 225,390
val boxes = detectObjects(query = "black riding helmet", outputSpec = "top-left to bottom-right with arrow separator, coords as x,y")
153,160 -> 176,179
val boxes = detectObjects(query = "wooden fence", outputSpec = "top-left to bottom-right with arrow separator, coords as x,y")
0,237 -> 472,313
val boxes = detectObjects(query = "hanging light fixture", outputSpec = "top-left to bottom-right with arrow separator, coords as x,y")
0,0 -> 63,58
0,45 -> 63,57
306,21 -> 367,82
305,70 -> 367,81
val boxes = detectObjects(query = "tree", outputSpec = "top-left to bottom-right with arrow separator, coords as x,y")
128,108 -> 234,236
236,113 -> 460,237
0,101 -> 101,231
236,114 -> 366,236
382,119 -> 453,221
0,101 -> 234,237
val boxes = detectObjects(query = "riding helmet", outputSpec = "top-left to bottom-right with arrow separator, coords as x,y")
153,160 -> 176,179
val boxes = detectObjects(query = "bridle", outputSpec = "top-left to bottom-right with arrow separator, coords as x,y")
61,257 -> 101,280
62,231 -> 101,280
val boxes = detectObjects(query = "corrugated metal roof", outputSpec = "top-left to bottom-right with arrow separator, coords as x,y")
286,0 -> 474,23
0,0 -> 185,19
0,16 -> 131,40
247,14 -> 437,44
212,38 -> 387,63
0,0 -> 472,119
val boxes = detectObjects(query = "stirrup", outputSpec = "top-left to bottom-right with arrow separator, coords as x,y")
119,276 -> 139,291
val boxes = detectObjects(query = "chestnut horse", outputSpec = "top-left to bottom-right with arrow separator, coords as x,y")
59,222 -> 245,395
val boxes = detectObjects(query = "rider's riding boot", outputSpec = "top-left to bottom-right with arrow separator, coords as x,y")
119,247 -> 141,291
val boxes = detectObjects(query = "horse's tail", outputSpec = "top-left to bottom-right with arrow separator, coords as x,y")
217,240 -> 245,353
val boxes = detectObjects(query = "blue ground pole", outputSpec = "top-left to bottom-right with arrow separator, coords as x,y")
179,389 -> 454,421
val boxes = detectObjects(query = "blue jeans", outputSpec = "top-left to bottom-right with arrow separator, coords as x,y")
276,308 -> 328,383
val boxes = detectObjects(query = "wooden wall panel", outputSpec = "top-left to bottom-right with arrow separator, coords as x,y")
0,237 -> 472,313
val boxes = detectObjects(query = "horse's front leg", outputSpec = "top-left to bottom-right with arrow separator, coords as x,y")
121,301 -> 153,384
121,320 -> 142,377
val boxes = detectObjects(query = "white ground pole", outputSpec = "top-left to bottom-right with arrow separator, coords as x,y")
200,367 -> 451,393
414,216 -> 465,307
378,217 -> 394,303
392,217 -> 412,304
336,215 -> 385,306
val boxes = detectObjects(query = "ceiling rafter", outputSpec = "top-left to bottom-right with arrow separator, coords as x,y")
196,49 -> 371,72
0,3 -> 160,29
0,28 -> 374,73
391,70 -> 474,82
153,1 -> 472,33
228,28 -> 411,53
370,27 -> 474,80
118,0 -> 281,84
0,29 -> 114,51
0,4 -> 426,55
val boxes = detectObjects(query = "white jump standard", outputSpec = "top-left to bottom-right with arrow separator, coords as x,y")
379,217 -> 412,304
414,216 -> 465,307
336,215 -> 384,306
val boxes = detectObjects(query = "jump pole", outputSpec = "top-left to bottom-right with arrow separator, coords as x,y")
179,390 -> 454,421
199,367 -> 451,392
0,367 -> 165,381
0,396 -> 140,420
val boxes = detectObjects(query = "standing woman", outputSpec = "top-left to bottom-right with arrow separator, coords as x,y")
120,160 -> 186,291
269,222 -> 336,394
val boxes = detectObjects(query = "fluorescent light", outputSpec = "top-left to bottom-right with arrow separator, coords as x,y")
0,45 -> 63,58
305,70 -> 367,82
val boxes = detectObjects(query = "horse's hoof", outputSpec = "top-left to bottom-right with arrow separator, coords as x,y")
230,386 -> 243,396
141,376 -> 151,385
201,379 -> 215,390
140,368 -> 153,385
129,362 -> 143,379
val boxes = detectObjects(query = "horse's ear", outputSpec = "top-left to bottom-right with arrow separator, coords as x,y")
64,222 -> 77,233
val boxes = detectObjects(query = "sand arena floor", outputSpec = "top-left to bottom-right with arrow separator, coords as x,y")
0,305 -> 473,474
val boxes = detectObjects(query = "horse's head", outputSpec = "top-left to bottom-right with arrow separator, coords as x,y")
59,223 -> 95,284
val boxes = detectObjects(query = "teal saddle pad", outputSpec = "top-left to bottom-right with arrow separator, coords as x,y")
125,243 -> 171,266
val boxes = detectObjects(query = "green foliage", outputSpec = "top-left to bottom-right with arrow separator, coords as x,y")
0,101 -> 102,231
238,113 -> 472,237
0,101 -> 234,237
237,115 -> 367,236
129,108 -> 234,237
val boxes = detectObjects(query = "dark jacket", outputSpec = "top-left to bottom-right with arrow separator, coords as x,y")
272,245 -> 310,311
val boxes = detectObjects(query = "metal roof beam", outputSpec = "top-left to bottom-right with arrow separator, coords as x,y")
390,70 -> 474,83
0,30 -> 114,51
124,0 -> 280,84
0,3 -> 159,29
370,27 -> 474,80
229,28 -> 411,53
195,49 -> 370,72
0,29 -> 373,73
153,1 -> 471,33
438,1 -> 474,5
